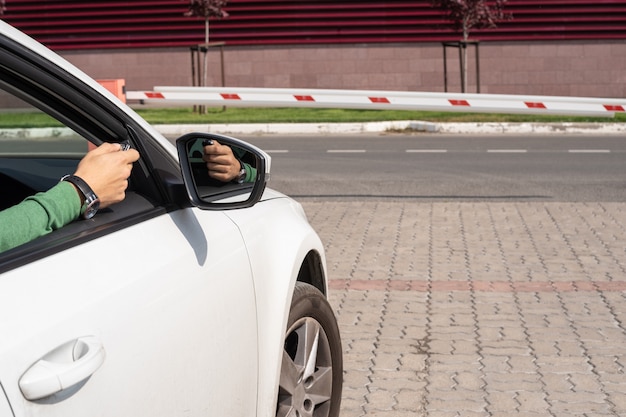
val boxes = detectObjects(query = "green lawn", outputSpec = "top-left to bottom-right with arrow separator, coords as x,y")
0,106 -> 623,128
135,107 -> 626,125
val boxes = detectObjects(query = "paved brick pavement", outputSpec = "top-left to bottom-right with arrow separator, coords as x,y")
302,201 -> 626,417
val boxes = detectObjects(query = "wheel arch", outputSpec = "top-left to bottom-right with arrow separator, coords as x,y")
252,228 -> 329,417
296,249 -> 327,296
224,197 -> 330,417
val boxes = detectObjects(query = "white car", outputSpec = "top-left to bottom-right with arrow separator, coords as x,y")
0,21 -> 342,417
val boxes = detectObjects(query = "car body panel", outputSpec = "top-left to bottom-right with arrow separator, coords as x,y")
0,19 -> 336,417
0,209 -> 258,417
225,197 -> 327,417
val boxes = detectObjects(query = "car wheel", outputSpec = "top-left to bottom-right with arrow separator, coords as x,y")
277,282 -> 343,417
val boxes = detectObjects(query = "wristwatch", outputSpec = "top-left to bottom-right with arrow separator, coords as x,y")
61,174 -> 100,219
236,163 -> 247,184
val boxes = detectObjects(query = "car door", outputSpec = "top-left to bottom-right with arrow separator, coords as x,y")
0,207 -> 259,417
0,34 -> 258,417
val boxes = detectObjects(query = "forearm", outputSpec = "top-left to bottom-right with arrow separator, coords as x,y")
0,181 -> 81,253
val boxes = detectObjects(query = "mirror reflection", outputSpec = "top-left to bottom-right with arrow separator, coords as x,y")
186,138 -> 258,201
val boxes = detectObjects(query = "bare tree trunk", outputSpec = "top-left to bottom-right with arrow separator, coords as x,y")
201,18 -> 209,114
462,23 -> 469,93
203,18 -> 209,88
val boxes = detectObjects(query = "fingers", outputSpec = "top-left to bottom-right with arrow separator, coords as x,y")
74,142 -> 140,209
203,140 -> 232,159
122,147 -> 140,164
89,142 -> 123,155
202,141 -> 240,182
85,142 -> 139,165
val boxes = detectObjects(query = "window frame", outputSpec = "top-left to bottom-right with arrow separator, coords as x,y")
0,33 -> 184,272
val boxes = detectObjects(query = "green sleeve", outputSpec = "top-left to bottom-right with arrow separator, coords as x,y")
243,162 -> 257,183
0,181 -> 81,253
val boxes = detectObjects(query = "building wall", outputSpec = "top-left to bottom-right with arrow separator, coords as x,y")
5,0 -> 626,49
62,40 -> 626,99
6,1 -> 625,100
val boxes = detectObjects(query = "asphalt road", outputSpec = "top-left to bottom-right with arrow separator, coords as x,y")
242,134 -> 626,202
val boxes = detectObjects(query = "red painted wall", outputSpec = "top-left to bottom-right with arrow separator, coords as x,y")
3,0 -> 626,50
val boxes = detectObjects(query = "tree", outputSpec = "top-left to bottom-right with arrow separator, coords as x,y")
431,0 -> 509,41
431,0 -> 511,92
184,0 -> 229,89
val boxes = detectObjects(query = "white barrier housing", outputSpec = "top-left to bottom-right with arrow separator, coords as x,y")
126,86 -> 626,117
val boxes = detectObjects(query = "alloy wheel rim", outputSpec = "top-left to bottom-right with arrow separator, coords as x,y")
277,317 -> 334,417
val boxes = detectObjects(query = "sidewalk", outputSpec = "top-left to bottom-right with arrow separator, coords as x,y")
4,121 -> 623,141
153,121 -> 626,137
302,201 -> 626,417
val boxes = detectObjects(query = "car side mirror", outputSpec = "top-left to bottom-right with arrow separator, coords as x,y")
176,133 -> 270,210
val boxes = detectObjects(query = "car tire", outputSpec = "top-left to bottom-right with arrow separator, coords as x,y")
277,282 -> 343,417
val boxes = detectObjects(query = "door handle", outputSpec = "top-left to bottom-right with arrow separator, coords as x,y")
19,336 -> 105,401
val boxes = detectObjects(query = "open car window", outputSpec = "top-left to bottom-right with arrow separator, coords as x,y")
0,90 -> 90,211
0,62 -> 164,270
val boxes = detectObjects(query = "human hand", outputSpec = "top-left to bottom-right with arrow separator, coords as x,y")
74,142 -> 140,208
202,140 -> 241,182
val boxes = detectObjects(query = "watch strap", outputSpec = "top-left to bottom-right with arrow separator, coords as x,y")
61,174 -> 100,219
235,158 -> 246,184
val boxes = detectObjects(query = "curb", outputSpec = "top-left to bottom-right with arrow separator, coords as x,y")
153,121 -> 626,136
435,121 -> 626,135
0,121 -> 623,140
153,120 -> 433,136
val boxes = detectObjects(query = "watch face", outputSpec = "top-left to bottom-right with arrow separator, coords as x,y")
237,168 -> 246,183
82,199 -> 100,219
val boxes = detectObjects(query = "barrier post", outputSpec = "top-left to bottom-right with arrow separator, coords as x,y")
91,79 -> 126,150
97,79 -> 126,103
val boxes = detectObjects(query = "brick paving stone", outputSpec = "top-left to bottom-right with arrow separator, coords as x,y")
399,352 -> 428,372
505,355 -> 537,373
302,201 -> 626,417
427,413 -> 487,417
342,369 -> 371,387
608,390 -> 626,414
536,356 -> 594,374
538,373 -> 574,392
394,387 -> 427,411
480,356 -> 512,373
370,374 -> 426,395
548,390 -> 608,405
483,373 -> 544,392
426,372 -> 457,391
426,396 -> 488,413
485,390 -> 519,411
568,373 -> 605,392
548,399 -> 612,415
371,353 -> 402,371
481,345 -> 533,356
592,355 -> 624,373
362,389 -> 396,412
453,371 -> 485,390
337,392 -> 364,417
514,391 -> 550,413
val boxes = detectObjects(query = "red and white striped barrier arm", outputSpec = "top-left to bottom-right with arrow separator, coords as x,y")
126,87 -> 626,117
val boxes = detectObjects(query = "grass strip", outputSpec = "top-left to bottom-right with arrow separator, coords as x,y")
0,107 -> 623,128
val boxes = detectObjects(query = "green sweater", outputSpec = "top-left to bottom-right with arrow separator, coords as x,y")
0,181 -> 80,253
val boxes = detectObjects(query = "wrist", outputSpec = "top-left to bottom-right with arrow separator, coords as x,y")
61,174 -> 100,219
235,160 -> 246,184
